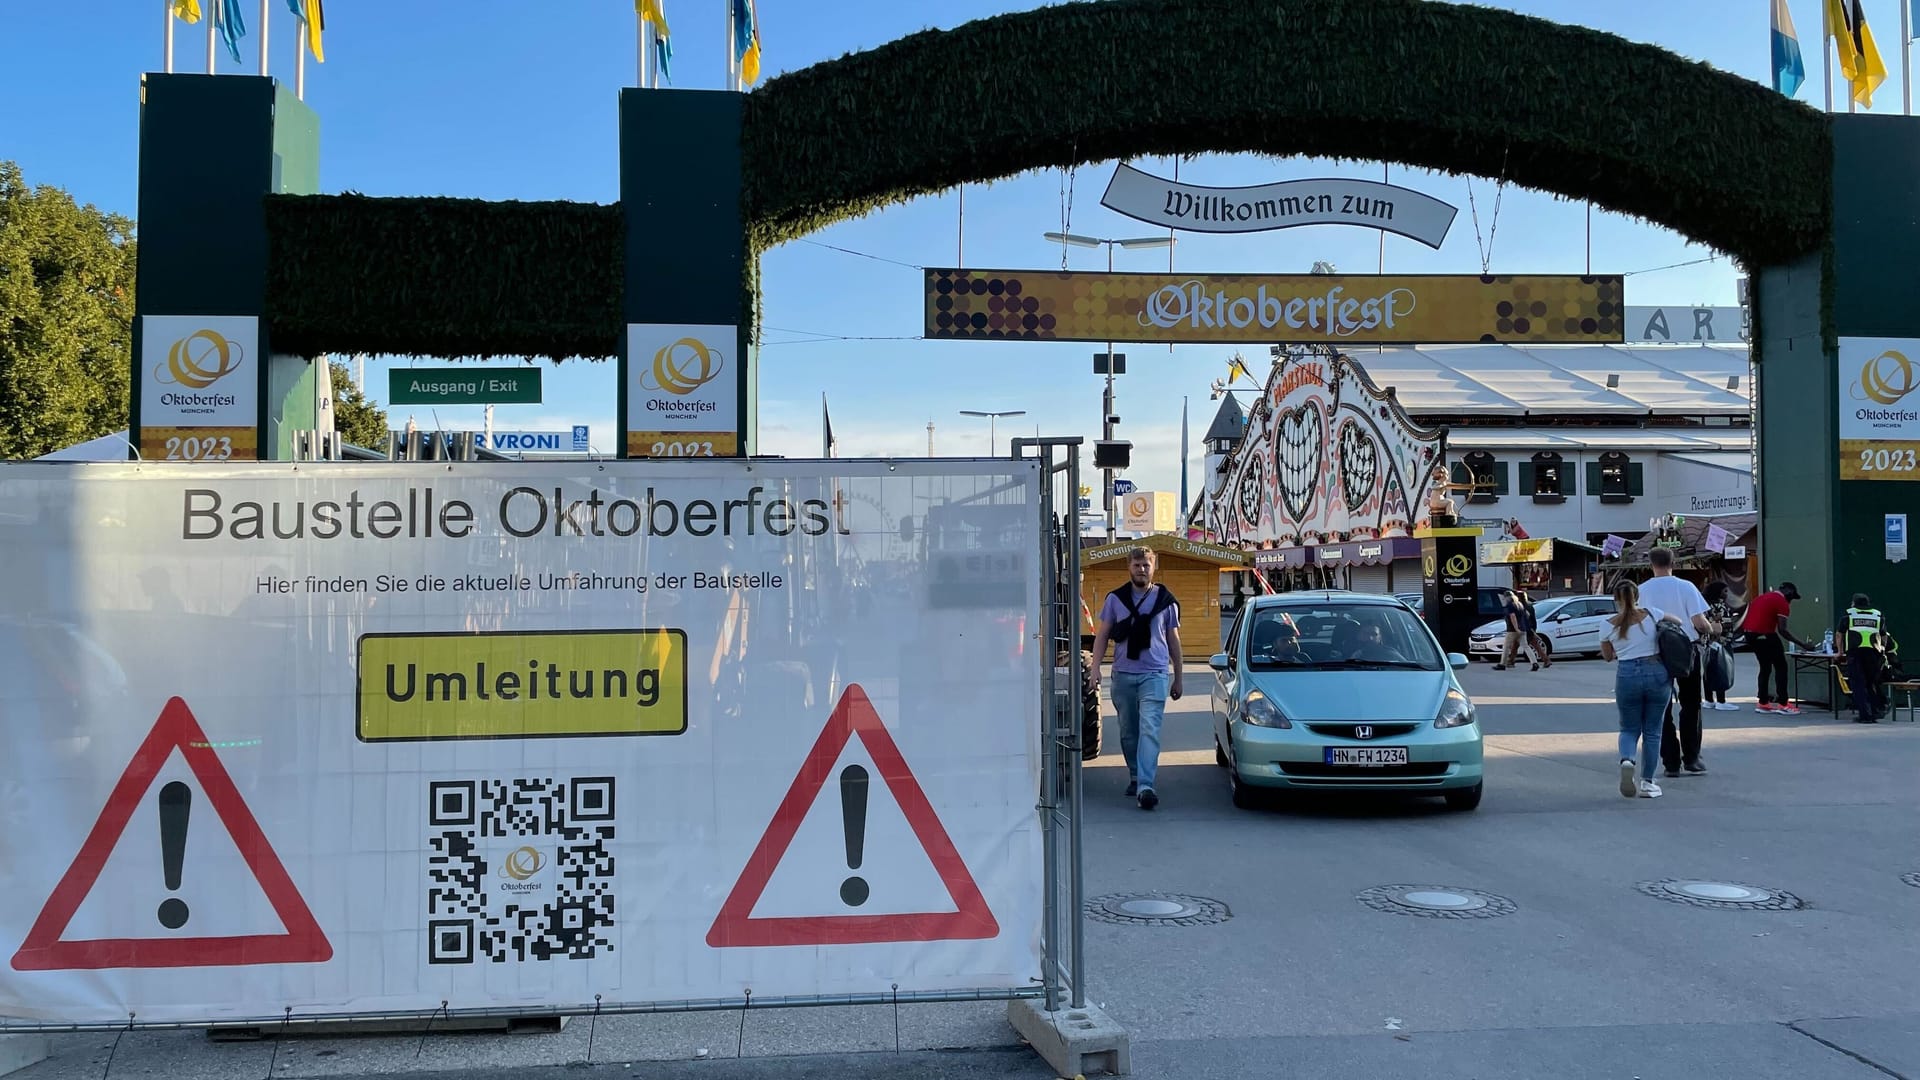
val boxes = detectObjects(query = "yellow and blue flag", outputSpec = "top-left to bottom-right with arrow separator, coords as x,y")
637,0 -> 672,83
171,1 -> 202,24
1827,0 -> 1887,106
1771,0 -> 1805,97
285,0 -> 325,62
732,0 -> 760,86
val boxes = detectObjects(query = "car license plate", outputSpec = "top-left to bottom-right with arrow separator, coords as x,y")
1324,746 -> 1409,766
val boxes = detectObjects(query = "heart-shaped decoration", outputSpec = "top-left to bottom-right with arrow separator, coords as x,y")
1236,453 -> 1265,532
1273,402 -> 1324,527
1337,420 -> 1379,513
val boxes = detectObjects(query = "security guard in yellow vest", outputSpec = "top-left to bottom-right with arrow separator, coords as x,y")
1842,594 -> 1888,723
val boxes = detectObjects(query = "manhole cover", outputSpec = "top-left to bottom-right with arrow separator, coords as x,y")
1637,880 -> 1805,911
1085,892 -> 1231,926
1901,872 -> 1920,889
1356,885 -> 1516,919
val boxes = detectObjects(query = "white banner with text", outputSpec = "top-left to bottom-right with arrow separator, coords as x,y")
0,461 -> 1043,1026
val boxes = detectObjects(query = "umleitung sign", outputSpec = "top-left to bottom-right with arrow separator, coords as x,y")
927,270 -> 1625,345
1100,163 -> 1459,248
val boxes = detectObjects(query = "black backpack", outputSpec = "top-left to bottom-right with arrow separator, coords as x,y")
1655,618 -> 1697,680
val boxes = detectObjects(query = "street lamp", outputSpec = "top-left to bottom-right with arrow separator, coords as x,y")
1041,232 -> 1175,542
958,409 -> 1026,455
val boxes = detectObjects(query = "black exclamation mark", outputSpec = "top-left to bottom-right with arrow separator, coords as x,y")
838,765 -> 869,907
157,781 -> 191,930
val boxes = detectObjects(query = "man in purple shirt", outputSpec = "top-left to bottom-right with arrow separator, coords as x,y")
1088,547 -> 1184,810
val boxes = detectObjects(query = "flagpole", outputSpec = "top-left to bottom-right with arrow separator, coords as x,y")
1904,0 -> 1913,114
164,1 -> 174,72
206,6 -> 216,73
727,1 -> 737,91
1824,0 -> 1834,110
957,186 -> 964,266
258,0 -> 268,75
637,9 -> 646,87
295,30 -> 305,99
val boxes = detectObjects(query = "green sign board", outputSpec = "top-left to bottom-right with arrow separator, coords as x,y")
388,367 -> 542,405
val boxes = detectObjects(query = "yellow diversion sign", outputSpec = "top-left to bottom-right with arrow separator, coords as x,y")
357,629 -> 688,742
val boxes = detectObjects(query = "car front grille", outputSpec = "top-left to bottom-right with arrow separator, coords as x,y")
1302,723 -> 1422,739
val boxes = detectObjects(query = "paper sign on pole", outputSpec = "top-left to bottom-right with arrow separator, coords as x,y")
1888,513 -> 1908,562
0,460 -> 1043,1027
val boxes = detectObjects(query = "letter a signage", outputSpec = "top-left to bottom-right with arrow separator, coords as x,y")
706,685 -> 998,948
11,698 -> 331,971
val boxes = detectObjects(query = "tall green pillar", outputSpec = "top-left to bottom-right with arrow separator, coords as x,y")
618,89 -> 754,459
1757,113 -> 1920,639
131,74 -> 319,463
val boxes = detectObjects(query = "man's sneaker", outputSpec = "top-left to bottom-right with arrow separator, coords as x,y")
1683,760 -> 1707,774
1638,779 -> 1664,799
1716,702 -> 1741,711
1492,664 -> 1507,671
1619,759 -> 1638,799
1137,788 -> 1159,811
1756,703 -> 1780,713
1777,703 -> 1803,716
1664,766 -> 1680,778
1124,781 -> 1137,798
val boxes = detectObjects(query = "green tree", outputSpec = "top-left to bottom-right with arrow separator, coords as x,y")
0,161 -> 136,459
328,360 -> 389,449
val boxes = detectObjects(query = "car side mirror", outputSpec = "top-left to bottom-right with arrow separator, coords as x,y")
1448,652 -> 1469,670
1209,652 -> 1231,671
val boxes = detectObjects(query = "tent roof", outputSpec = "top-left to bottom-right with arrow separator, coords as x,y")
1338,343 -> 1750,418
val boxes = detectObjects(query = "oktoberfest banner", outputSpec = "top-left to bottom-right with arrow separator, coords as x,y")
925,270 -> 1626,345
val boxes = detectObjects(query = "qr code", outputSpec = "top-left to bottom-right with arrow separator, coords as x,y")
425,777 -> 616,964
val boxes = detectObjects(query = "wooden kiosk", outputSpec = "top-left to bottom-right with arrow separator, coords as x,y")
1080,534 -> 1251,661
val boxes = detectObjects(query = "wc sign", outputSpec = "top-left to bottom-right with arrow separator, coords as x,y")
474,426 -> 591,453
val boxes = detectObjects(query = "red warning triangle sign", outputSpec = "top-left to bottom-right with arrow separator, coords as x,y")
706,684 -> 998,948
10,697 -> 332,971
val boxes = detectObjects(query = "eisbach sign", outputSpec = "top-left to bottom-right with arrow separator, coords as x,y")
927,269 -> 1626,345
1100,163 -> 1460,249
0,460 -> 1042,1025
1621,306 -> 1750,342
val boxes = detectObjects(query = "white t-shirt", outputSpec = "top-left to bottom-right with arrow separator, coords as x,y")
1636,575 -> 1709,641
1610,605 -> 1668,661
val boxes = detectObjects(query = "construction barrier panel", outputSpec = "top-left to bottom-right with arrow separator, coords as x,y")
0,460 -> 1044,1028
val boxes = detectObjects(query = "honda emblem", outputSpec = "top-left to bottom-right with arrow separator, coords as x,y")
1354,725 -> 1374,740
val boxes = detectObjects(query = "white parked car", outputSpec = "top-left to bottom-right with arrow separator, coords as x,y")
1467,594 -> 1618,661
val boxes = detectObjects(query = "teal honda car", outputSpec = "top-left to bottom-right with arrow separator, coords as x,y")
1209,592 -> 1484,811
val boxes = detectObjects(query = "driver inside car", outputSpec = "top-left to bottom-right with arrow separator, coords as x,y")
1251,617 -> 1308,664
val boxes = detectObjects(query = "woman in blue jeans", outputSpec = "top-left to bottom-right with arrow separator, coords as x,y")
1600,580 -> 1683,800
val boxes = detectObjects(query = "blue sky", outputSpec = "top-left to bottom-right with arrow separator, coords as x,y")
4,0 -> 1906,495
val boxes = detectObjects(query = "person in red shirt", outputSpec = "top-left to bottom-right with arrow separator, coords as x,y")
1739,582 -> 1816,714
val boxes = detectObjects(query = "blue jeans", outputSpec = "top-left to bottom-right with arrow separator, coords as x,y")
1616,657 -> 1672,780
1111,670 -> 1170,791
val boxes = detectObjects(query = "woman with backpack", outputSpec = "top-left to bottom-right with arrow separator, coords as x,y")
1601,580 -> 1686,800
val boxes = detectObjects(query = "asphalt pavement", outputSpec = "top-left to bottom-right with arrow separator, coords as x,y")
10,656 -> 1919,1080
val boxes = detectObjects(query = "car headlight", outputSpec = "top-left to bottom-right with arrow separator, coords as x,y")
1435,687 -> 1476,729
1239,689 -> 1291,728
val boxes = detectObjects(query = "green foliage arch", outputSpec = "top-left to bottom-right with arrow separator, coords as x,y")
263,0 -> 1831,361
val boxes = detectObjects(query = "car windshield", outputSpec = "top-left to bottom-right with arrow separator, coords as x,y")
1245,604 -> 1444,671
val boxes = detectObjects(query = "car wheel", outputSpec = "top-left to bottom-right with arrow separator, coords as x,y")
1214,735 -> 1228,768
1443,783 -> 1483,811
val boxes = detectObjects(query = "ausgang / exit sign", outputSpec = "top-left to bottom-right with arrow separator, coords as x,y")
388,367 -> 542,405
